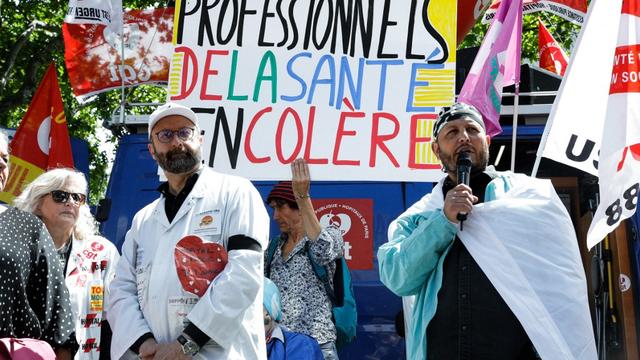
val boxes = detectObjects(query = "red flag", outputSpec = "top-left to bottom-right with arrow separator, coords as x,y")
0,64 -> 74,203
63,7 -> 173,98
457,0 -> 491,45
538,19 -> 569,76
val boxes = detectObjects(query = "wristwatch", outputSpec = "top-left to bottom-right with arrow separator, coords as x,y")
177,334 -> 200,356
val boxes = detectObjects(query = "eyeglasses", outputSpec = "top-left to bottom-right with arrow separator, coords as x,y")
155,127 -> 196,143
50,190 -> 86,205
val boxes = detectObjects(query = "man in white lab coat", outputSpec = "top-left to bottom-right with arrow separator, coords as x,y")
108,103 -> 270,359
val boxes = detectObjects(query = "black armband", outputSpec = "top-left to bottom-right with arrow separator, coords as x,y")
227,235 -> 262,252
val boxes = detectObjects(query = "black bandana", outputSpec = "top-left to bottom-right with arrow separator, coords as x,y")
433,103 -> 485,139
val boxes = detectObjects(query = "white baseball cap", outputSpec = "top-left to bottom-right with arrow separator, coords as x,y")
148,103 -> 199,138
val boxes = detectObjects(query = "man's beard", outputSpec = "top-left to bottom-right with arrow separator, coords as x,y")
155,146 -> 201,174
441,147 -> 489,174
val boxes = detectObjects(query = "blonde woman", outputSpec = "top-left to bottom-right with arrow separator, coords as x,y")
0,132 -> 75,358
14,168 -> 120,360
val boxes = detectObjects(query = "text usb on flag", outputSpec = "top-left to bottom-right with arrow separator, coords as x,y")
533,0 -> 621,178
587,0 -> 640,248
0,64 -> 74,204
457,0 -> 523,137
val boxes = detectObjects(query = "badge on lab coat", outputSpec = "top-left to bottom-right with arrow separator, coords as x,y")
168,295 -> 199,335
193,209 -> 222,235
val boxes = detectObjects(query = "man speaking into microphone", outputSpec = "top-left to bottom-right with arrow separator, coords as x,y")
377,103 -> 595,360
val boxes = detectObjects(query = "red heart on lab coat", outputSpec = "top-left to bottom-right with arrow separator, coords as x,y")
174,235 -> 228,296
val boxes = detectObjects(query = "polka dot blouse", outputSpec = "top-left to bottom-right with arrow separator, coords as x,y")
0,207 -> 75,349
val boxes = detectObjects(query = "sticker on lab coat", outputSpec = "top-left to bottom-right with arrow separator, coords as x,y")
193,209 -> 222,235
136,263 -> 151,309
175,235 -> 228,296
168,295 -> 199,335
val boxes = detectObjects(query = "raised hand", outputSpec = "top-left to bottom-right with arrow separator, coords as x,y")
291,158 -> 310,199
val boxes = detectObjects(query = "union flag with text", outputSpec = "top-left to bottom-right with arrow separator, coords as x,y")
0,64 -> 74,204
588,0 -> 640,248
63,0 -> 173,97
483,0 -> 587,25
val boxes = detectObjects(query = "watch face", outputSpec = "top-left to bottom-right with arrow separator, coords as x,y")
182,340 -> 199,356
178,335 -> 199,355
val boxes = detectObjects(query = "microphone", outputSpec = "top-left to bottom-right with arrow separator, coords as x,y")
456,152 -> 472,229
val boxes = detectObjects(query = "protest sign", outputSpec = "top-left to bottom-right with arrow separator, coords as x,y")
169,0 -> 456,181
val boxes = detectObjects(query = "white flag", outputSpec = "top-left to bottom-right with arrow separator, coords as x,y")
537,0 -> 621,176
65,0 -> 122,28
587,0 -> 640,248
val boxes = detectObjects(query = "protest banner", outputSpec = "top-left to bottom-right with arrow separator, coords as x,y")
482,0 -> 587,25
63,1 -> 173,98
168,0 -> 457,181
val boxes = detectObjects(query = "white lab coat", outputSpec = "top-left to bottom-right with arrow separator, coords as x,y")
108,167 -> 269,360
65,234 -> 120,359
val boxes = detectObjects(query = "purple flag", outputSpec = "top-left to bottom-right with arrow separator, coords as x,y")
458,0 -> 523,137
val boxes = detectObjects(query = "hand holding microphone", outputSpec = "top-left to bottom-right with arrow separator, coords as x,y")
456,152 -> 472,229
444,152 -> 477,230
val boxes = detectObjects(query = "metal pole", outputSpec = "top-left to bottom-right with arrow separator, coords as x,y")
589,195 -> 607,360
119,14 -> 125,125
510,83 -> 520,172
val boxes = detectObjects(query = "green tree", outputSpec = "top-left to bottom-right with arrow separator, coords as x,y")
0,0 -> 168,204
460,12 -> 581,63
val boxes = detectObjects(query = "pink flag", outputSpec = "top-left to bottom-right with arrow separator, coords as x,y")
458,0 -> 523,137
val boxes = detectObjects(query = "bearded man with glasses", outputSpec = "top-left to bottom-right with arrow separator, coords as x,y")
108,103 -> 270,359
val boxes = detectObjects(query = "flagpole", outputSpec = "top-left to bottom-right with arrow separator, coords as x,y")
531,140 -> 544,177
510,82 -> 520,172
119,16 -> 125,125
531,88 -> 555,178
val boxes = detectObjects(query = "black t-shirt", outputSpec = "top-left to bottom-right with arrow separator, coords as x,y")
157,172 -> 200,223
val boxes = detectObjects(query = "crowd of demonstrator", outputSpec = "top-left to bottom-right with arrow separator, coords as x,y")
0,101 -> 596,360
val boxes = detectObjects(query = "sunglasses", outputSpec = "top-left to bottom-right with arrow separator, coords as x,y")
50,190 -> 86,205
155,127 -> 196,143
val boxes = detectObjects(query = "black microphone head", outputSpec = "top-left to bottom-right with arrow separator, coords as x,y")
456,152 -> 472,186
457,152 -> 472,168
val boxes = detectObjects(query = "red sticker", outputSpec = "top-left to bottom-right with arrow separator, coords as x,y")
91,242 -> 104,252
174,235 -> 228,296
313,199 -> 374,270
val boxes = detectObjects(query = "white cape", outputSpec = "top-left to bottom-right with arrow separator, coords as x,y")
459,177 -> 596,359
401,175 -> 596,360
